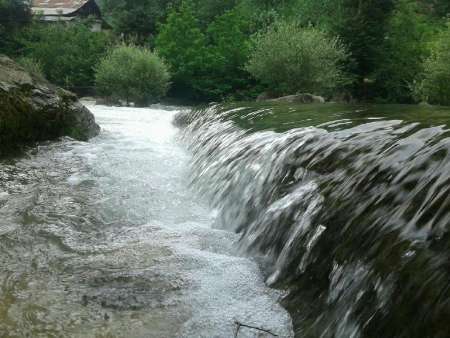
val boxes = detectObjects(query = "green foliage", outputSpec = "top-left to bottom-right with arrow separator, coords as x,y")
0,0 -> 31,55
20,22 -> 113,88
100,0 -> 179,44
156,1 -> 253,100
155,1 -> 208,98
3,0 -> 446,104
334,0 -> 394,82
246,21 -> 351,97
279,0 -> 346,30
374,0 -> 434,102
16,56 -> 46,81
426,0 -> 450,18
413,23 -> 450,105
95,45 -> 170,105
192,0 -> 239,25
201,7 -> 253,99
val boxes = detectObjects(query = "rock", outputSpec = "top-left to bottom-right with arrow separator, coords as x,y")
0,55 -> 100,156
95,97 -> 120,106
267,93 -> 326,104
80,96 -> 96,103
256,92 -> 273,102
419,101 -> 432,107
172,110 -> 193,128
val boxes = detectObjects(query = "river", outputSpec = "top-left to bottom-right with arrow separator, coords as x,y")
181,102 -> 450,338
0,104 -> 293,337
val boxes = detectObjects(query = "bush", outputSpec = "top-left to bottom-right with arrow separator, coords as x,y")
16,56 -> 46,81
413,23 -> 450,105
19,22 -> 113,89
95,45 -> 170,105
246,21 -> 351,97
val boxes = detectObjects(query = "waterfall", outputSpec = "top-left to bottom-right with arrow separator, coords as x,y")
181,103 -> 450,338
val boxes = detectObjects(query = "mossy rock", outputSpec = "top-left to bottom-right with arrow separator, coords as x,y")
0,55 -> 100,156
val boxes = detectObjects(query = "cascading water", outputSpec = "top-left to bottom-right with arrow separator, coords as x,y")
0,104 -> 293,337
180,103 -> 450,338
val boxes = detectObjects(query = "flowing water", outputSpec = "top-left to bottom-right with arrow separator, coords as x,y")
3,101 -> 450,338
180,102 -> 450,338
0,104 -> 293,337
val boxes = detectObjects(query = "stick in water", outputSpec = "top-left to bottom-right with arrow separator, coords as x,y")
234,320 -> 279,337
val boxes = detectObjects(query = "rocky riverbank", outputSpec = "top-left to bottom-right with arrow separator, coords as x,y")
0,56 -> 99,156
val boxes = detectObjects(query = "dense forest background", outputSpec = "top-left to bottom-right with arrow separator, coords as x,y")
1,0 -> 450,104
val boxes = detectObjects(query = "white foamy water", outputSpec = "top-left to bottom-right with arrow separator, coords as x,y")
0,104 -> 293,338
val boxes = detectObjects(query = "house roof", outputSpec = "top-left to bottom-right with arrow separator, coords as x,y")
31,0 -> 91,16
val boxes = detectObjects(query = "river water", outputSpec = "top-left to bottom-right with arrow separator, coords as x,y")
0,104 -> 293,337
181,103 -> 450,338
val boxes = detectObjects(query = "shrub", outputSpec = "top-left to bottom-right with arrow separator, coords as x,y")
246,21 -> 351,97
95,45 -> 170,105
19,22 -> 113,89
16,56 -> 46,81
413,23 -> 450,105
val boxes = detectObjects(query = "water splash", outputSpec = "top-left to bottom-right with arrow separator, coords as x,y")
0,104 -> 293,337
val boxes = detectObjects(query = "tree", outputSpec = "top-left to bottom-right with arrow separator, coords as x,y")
413,22 -> 450,105
20,22 -> 113,89
246,21 -> 351,97
100,0 -> 179,44
95,45 -> 170,105
155,0 -> 210,98
374,0 -> 434,102
0,0 -> 31,55
335,0 -> 394,85
201,7 -> 254,99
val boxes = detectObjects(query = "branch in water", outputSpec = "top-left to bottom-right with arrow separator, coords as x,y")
234,320 -> 279,337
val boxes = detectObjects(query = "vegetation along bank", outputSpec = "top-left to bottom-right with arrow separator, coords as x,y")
1,0 -> 450,105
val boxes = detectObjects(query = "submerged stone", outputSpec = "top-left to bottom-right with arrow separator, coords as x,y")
267,93 -> 326,104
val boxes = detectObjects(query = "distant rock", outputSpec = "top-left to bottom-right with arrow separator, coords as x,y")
172,110 -> 193,128
267,93 -> 326,104
256,92 -> 273,102
418,101 -> 432,107
0,55 -> 100,156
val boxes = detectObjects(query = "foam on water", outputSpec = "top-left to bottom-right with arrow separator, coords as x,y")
0,104 -> 293,337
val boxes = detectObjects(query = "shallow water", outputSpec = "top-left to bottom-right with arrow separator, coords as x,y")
0,104 -> 293,337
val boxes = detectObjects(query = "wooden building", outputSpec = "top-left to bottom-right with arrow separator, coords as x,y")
31,0 -> 104,31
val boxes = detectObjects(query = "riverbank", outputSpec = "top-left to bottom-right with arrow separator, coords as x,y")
0,56 -> 99,157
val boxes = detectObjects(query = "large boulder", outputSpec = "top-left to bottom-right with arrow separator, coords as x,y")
0,55 -> 100,156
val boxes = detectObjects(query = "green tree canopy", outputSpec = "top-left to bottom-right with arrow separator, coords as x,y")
246,21 -> 351,97
0,0 -> 31,55
19,22 -> 113,89
95,45 -> 170,105
100,0 -> 179,44
413,22 -> 450,105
